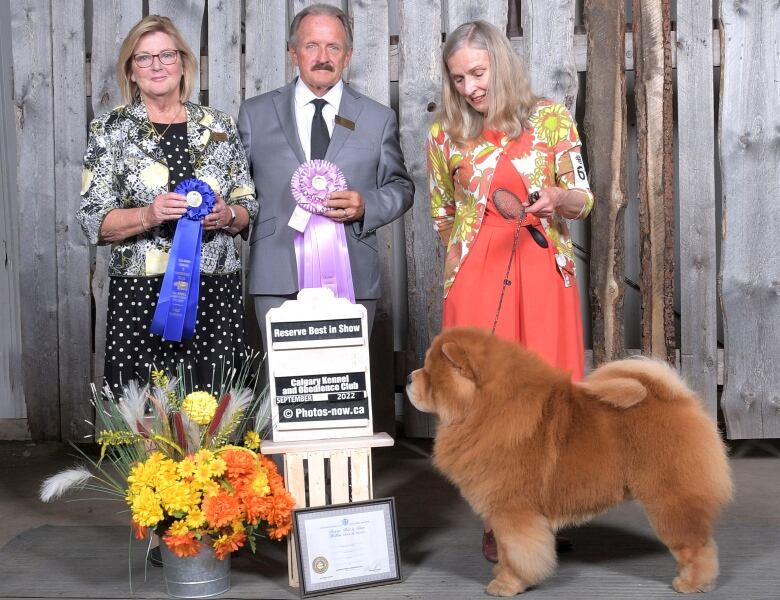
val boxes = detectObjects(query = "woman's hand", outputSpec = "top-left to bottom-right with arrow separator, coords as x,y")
202,194 -> 234,231
147,192 -> 188,226
525,187 -> 588,220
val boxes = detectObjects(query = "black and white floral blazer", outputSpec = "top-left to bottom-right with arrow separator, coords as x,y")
78,101 -> 257,277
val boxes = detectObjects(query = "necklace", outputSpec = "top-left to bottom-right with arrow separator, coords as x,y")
149,103 -> 184,139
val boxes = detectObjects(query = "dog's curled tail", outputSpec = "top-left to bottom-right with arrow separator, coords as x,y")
576,357 -> 686,409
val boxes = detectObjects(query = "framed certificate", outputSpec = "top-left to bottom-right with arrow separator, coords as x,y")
293,497 -> 402,597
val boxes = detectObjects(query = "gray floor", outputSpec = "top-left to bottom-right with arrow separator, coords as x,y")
0,439 -> 778,599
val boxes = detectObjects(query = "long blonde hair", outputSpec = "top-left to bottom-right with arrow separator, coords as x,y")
439,21 -> 537,145
116,15 -> 198,104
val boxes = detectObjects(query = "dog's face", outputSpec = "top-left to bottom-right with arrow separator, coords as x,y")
406,329 -> 487,424
407,327 -> 559,440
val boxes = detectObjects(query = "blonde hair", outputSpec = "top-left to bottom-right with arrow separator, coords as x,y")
116,15 -> 198,104
438,21 -> 538,145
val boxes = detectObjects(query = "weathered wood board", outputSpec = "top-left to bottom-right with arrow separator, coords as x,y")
719,1 -> 780,438
11,0 -> 60,440
584,0 -> 627,366
520,0 -> 577,111
398,0 -> 443,437
0,0 -> 25,427
206,0 -> 241,118
89,0 -> 142,406
676,0 -> 718,417
52,0 -> 91,439
633,0 -> 675,363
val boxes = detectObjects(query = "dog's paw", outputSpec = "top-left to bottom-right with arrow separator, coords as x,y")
672,575 -> 716,593
487,578 -> 525,596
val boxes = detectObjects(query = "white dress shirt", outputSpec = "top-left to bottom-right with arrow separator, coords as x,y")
294,78 -> 344,161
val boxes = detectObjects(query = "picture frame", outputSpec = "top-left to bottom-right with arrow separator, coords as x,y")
293,497 -> 402,597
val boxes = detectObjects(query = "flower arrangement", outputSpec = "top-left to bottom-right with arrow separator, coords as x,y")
41,364 -> 295,560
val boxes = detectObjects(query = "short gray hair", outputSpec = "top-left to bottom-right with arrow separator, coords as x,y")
288,3 -> 353,50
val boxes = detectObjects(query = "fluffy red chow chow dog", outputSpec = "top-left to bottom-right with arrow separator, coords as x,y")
406,327 -> 733,596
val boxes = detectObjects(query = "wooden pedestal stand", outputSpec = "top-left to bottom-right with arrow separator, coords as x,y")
261,432 -> 395,587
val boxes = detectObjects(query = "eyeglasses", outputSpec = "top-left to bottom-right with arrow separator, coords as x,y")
133,49 -> 179,68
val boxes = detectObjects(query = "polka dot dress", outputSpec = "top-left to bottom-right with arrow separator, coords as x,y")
155,122 -> 192,188
103,121 -> 245,395
104,272 -> 247,395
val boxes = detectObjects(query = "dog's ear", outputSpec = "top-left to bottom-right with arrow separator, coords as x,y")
441,341 -> 478,381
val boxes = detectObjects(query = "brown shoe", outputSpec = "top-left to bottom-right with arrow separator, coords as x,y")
482,530 -> 498,563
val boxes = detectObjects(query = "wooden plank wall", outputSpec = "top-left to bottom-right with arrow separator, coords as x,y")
349,0 -> 397,435
0,0 -> 26,434
398,0 -> 443,437
633,0 -> 675,363
90,0 -> 142,399
8,0 -> 778,440
11,0 -> 60,440
676,0 -> 717,416
52,0 -> 90,440
583,0 -> 627,366
719,1 -> 780,438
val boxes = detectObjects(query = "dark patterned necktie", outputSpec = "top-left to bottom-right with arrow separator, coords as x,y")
310,98 -> 330,160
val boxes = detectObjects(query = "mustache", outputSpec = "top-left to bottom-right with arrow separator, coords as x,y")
312,62 -> 335,72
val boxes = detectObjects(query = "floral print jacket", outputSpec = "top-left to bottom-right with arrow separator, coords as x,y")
427,100 -> 594,296
78,101 -> 257,277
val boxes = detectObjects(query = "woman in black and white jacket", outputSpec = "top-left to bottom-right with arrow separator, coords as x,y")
78,15 -> 257,395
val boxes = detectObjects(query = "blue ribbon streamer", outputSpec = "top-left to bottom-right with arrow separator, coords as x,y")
151,178 -> 215,342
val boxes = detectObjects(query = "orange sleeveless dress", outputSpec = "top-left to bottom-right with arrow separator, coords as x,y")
442,129 -> 584,380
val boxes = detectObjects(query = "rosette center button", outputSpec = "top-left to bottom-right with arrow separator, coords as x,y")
186,191 -> 203,207
311,175 -> 327,191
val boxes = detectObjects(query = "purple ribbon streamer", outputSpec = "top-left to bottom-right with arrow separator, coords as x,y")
294,215 -> 355,302
290,160 -> 355,302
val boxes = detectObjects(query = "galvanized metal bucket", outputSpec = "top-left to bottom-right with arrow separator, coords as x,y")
160,541 -> 231,598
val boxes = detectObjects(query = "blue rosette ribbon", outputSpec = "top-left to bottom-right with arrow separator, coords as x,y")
150,178 -> 215,342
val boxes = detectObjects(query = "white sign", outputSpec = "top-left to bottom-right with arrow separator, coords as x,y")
266,288 -> 373,442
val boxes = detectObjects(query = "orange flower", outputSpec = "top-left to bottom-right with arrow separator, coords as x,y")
212,529 -> 247,560
131,521 -> 148,540
203,490 -> 242,528
240,489 -> 265,525
267,520 -> 293,541
221,448 -> 257,488
163,531 -> 201,558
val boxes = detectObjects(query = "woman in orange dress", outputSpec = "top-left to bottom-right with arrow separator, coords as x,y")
426,20 -> 594,561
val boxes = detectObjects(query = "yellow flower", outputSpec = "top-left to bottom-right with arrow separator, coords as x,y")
200,479 -> 221,498
177,456 -> 197,479
158,480 -> 201,514
182,391 -> 218,425
243,431 -> 261,450
168,520 -> 191,536
185,507 -> 207,529
129,487 -> 164,527
531,104 -> 572,148
250,471 -> 270,496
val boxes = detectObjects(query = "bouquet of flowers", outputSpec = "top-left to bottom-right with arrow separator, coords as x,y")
41,364 -> 295,560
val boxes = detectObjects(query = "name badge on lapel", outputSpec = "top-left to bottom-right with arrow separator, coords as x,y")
335,115 -> 355,131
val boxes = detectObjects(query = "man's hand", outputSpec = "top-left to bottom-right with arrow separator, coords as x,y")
323,190 -> 365,223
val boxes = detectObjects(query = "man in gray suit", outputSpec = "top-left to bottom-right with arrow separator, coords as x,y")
238,3 -> 414,350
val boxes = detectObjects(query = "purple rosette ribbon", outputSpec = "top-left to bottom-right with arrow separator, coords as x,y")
151,178 -> 216,341
290,160 -> 355,302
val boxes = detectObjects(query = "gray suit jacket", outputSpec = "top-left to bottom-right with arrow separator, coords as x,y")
237,81 -> 414,299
